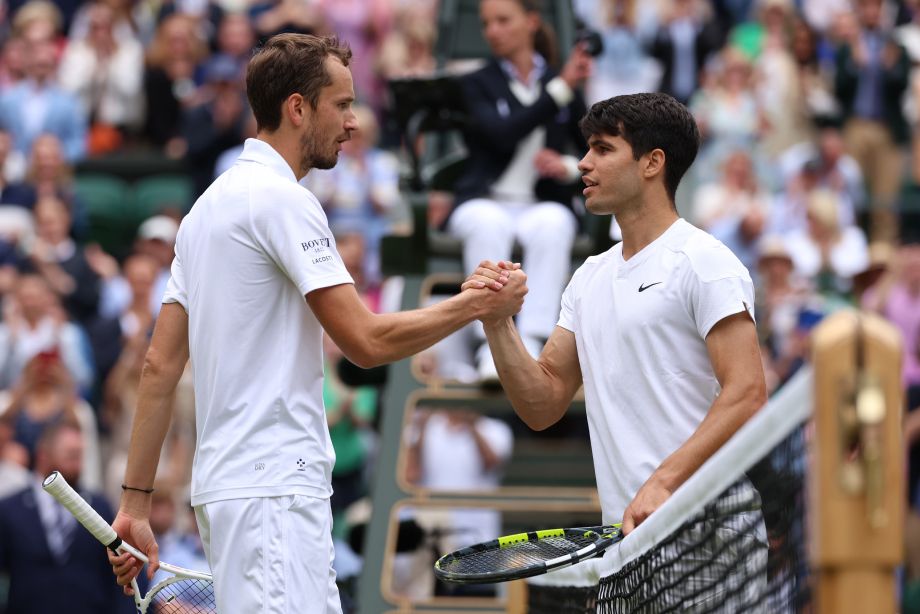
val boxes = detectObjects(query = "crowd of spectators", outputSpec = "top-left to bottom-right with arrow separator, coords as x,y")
0,0 -> 918,610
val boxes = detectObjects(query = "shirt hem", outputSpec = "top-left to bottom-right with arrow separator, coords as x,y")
190,483 -> 332,506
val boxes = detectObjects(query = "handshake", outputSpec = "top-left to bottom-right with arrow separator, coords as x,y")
461,260 -> 529,323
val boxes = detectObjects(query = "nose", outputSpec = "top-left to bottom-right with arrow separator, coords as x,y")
577,153 -> 592,173
345,112 -> 359,132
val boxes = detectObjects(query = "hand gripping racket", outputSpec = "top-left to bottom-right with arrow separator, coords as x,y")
42,471 -> 215,613
434,524 -> 623,584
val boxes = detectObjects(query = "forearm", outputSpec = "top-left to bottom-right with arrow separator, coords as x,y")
483,318 -> 572,430
357,292 -> 481,367
120,362 -> 184,516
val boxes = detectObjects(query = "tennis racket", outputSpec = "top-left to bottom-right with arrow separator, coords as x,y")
434,524 -> 623,584
42,471 -> 215,613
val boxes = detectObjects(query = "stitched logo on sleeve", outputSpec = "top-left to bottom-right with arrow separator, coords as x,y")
301,238 -> 331,253
638,282 -> 663,292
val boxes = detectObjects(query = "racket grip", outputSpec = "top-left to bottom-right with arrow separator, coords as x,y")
42,471 -> 120,548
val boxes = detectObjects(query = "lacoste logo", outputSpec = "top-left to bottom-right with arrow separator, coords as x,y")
638,282 -> 663,292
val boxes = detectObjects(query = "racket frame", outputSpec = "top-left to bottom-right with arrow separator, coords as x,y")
434,524 -> 622,584
42,471 -> 213,612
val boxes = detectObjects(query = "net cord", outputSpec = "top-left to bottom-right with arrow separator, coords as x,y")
595,366 -> 813,579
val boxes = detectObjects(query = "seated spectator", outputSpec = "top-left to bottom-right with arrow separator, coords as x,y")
0,274 -> 94,393
448,0 -> 592,381
0,15 -> 87,163
0,421 -> 130,614
775,114 -> 864,233
304,104 -> 401,286
58,1 -> 144,155
692,148 -> 771,231
0,130 -> 31,198
149,487 -> 209,585
133,214 -> 179,317
784,189 -> 870,294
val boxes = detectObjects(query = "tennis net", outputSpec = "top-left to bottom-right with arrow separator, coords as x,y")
528,367 -> 813,613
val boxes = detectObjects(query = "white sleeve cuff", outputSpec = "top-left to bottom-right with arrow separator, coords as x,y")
546,77 -> 574,108
562,155 -> 581,182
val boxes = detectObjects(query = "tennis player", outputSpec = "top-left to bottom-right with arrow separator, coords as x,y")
107,34 -> 526,614
466,93 -> 768,535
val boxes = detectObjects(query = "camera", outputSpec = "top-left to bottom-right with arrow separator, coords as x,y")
575,28 -> 604,57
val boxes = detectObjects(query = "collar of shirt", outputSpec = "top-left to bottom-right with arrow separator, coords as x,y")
236,138 -> 298,184
499,53 -> 546,89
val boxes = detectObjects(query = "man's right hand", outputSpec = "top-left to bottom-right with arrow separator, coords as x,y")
108,510 -> 160,594
462,260 -> 528,324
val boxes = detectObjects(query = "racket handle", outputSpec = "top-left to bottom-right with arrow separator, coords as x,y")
42,471 -> 133,555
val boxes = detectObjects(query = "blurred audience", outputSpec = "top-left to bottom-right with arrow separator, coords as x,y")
0,421 -> 130,614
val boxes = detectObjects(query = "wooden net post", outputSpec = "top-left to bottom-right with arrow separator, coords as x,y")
811,309 -> 903,614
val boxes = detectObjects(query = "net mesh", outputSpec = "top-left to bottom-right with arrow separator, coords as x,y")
150,578 -> 215,613
529,368 -> 812,614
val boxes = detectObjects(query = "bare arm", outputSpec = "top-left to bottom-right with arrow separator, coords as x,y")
621,311 -> 767,534
109,302 -> 189,590
307,270 -> 526,369
482,320 -> 583,431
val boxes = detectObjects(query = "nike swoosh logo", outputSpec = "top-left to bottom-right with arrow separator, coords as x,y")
638,282 -> 663,292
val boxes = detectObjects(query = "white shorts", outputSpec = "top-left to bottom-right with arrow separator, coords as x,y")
195,495 -> 342,614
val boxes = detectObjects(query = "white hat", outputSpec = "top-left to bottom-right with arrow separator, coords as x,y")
138,215 -> 178,244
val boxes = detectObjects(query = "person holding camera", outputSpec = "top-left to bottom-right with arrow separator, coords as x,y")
447,0 -> 594,383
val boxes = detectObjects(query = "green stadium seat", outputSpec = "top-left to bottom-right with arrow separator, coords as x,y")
74,173 -> 132,256
132,174 -> 194,224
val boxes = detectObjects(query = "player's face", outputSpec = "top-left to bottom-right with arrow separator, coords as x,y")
578,134 -> 644,216
480,0 -> 538,60
300,57 -> 358,174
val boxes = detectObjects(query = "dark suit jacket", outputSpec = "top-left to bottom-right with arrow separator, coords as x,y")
451,59 -> 588,220
834,35 -> 911,144
0,484 -> 134,614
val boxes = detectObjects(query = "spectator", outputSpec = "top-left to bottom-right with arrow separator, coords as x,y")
834,0 -> 910,242
376,7 -> 437,81
0,421 -> 131,614
149,488 -> 209,585
0,418 -> 29,500
248,0 -> 323,43
182,54 -> 249,199
448,0 -> 592,382
211,11 -> 257,75
0,130 -> 34,207
692,148 -> 770,230
0,274 -> 94,393
304,104 -> 401,286
133,214 -> 179,317
0,33 -> 28,90
22,134 -> 90,239
584,0 -> 661,104
775,113 -> 865,233
784,188 -> 870,294
142,13 -> 208,155
649,0 -> 726,105
58,1 -> 144,155
0,16 -> 87,163
24,196 -> 100,324
690,46 -> 767,184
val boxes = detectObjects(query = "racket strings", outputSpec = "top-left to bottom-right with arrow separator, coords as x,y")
150,578 -> 216,613
442,534 -> 597,575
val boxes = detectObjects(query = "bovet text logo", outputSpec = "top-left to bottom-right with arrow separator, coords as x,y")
301,237 -> 331,252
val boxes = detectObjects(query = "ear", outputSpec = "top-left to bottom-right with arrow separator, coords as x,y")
284,93 -> 307,128
642,148 -> 666,180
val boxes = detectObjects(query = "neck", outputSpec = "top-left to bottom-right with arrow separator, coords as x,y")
616,193 -> 680,260
508,49 -> 535,82
256,131 -> 307,180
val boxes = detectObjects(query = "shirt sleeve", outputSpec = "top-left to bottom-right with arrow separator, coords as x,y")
687,243 -> 756,340
254,186 -> 353,296
556,270 -> 580,333
162,248 -> 188,311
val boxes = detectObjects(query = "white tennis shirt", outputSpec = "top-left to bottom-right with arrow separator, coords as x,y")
163,138 -> 354,506
557,218 -> 754,524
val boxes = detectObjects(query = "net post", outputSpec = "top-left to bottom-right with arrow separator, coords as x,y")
811,309 -> 903,614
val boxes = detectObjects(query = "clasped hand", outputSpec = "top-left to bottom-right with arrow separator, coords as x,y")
461,260 -> 528,323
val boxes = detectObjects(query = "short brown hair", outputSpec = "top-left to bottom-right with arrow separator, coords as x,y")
246,33 -> 352,133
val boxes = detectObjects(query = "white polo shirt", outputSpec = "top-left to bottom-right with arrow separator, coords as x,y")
164,138 -> 354,506
557,218 -> 754,523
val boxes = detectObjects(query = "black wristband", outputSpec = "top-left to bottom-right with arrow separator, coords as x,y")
121,484 -> 155,494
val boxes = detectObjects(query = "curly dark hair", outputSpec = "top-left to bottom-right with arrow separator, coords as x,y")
579,93 -> 701,202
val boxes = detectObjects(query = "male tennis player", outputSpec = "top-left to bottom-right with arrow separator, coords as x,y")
465,93 -> 767,536
107,34 -> 526,614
